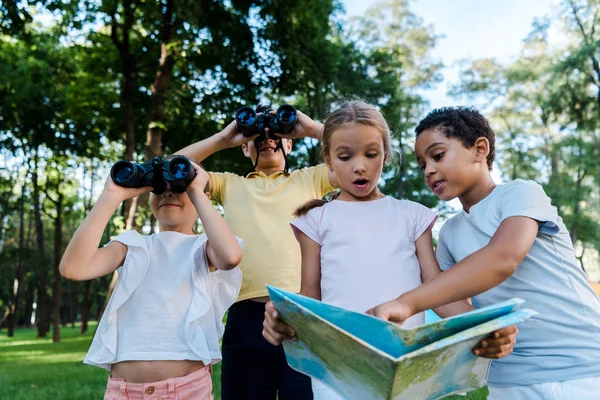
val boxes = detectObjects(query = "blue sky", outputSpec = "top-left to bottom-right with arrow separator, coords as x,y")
341,0 -> 562,108
340,0 -> 563,210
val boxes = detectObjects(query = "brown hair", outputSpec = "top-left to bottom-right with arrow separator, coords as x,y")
294,101 -> 394,217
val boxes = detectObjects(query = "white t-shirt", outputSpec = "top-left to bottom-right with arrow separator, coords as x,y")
436,179 -> 600,386
291,196 -> 437,328
84,230 -> 243,371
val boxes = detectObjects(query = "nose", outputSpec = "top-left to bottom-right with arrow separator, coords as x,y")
424,163 -> 436,178
353,157 -> 367,173
161,188 -> 174,198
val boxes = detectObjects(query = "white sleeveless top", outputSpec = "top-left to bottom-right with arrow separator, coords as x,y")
291,196 -> 437,328
84,230 -> 243,371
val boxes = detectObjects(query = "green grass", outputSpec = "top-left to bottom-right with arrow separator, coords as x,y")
0,324 -> 486,399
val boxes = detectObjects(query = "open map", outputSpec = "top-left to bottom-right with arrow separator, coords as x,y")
266,285 -> 536,400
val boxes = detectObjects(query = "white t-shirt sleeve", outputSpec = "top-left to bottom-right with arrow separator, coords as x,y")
290,206 -> 323,245
404,201 -> 438,242
500,180 -> 560,235
435,227 -> 455,271
104,230 -> 149,273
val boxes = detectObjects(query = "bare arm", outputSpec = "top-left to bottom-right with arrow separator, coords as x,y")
289,111 -> 339,188
175,120 -> 252,163
60,179 -> 151,281
402,216 -> 539,315
415,229 -> 474,318
186,163 -> 242,271
298,231 -> 322,300
368,227 -> 519,359
262,228 -> 322,346
368,216 -> 539,323
175,121 -> 257,192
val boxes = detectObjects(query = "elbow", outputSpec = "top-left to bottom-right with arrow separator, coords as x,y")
59,260 -> 71,278
59,262 -> 85,281
219,250 -> 242,271
60,263 -> 75,280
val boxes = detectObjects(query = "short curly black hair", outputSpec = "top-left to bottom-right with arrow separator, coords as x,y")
415,106 -> 495,170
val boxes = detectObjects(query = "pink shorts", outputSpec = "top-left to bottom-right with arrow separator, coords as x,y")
104,366 -> 214,400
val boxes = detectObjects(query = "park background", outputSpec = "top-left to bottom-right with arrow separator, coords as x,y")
1,0 -> 599,398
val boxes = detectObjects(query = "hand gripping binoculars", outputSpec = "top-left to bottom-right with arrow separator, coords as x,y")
235,104 -> 297,140
110,156 -> 196,194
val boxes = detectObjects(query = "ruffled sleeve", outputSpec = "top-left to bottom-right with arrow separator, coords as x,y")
84,230 -> 150,371
208,237 -> 243,333
184,235 -> 243,365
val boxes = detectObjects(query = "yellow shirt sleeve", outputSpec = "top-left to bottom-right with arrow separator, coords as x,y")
313,163 -> 336,198
208,171 -> 230,205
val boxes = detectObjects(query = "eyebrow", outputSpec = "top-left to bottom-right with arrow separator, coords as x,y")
334,142 -> 381,152
416,142 -> 445,163
425,142 -> 445,153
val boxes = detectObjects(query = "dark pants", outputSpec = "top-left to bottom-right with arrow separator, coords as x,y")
221,300 -> 313,400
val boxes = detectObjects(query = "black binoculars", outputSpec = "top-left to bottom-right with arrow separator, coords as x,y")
110,156 -> 196,194
235,105 -> 297,140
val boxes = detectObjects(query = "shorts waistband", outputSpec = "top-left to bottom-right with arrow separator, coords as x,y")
107,365 -> 212,398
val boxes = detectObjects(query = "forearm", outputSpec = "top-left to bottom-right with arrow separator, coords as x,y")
60,193 -> 121,278
307,121 -> 324,142
402,246 -> 517,315
189,191 -> 241,270
433,300 -> 475,319
174,133 -> 229,162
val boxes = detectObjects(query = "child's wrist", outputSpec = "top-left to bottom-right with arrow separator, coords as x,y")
310,122 -> 324,140
397,293 -> 418,317
98,191 -> 125,208
215,131 -> 234,149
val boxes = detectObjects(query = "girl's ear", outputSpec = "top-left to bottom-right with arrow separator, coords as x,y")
473,137 -> 490,164
324,154 -> 333,172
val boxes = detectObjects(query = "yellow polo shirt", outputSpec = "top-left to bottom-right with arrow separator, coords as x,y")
209,164 -> 335,301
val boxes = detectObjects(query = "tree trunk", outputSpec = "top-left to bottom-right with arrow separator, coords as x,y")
145,0 -> 176,162
110,0 -> 138,227
51,191 -> 64,343
134,0 -> 177,230
33,154 -> 50,338
80,280 -> 92,334
67,280 -> 76,328
7,189 -> 27,337
25,279 -> 35,326
103,0 -> 139,322
80,162 -> 95,334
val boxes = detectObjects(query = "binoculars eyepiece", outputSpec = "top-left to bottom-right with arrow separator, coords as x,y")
110,156 -> 196,194
235,104 -> 297,140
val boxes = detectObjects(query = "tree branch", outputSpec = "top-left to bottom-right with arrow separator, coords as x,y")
110,6 -> 123,53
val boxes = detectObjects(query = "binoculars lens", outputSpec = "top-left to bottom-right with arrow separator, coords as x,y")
236,107 -> 257,126
170,160 -> 190,179
112,162 -> 135,183
277,105 -> 297,124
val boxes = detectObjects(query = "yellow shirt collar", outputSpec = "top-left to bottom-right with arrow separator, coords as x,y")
245,170 -> 290,179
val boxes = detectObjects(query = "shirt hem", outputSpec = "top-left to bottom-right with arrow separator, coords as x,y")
237,287 -> 301,302
488,368 -> 600,387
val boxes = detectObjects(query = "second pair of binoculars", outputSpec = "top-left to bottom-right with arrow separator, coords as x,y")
235,104 -> 298,139
110,156 -> 196,195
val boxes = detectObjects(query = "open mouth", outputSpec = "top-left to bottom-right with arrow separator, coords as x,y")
353,178 -> 369,189
160,203 -> 180,208
431,180 -> 445,194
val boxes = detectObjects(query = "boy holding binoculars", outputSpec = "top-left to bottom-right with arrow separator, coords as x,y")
176,105 -> 338,400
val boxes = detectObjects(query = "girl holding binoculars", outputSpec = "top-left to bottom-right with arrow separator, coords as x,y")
60,159 -> 243,400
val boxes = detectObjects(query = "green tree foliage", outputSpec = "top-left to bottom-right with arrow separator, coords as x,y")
450,0 -> 600,266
